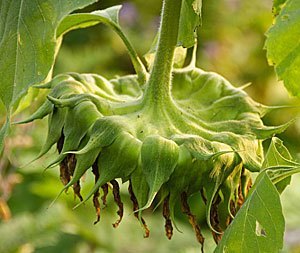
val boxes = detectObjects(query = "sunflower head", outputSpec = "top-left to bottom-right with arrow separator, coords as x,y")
17,66 -> 289,244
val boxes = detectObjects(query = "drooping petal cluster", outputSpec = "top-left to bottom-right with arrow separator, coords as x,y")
19,67 -> 290,245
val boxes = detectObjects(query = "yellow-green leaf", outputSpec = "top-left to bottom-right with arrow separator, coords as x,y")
265,0 -> 300,97
0,0 -> 98,110
215,172 -> 284,253
178,0 -> 202,48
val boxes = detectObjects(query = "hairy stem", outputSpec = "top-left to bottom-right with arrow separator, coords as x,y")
144,0 -> 182,106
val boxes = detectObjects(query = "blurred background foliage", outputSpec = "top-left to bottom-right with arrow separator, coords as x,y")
1,0 -> 300,252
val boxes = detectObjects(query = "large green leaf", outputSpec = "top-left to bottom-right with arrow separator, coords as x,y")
178,0 -> 202,48
265,0 -> 300,97
0,0 -> 98,110
215,172 -> 284,253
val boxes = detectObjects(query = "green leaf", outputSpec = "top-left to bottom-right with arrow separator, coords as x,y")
262,137 -> 300,193
57,5 -> 121,37
0,0 -> 98,110
0,117 -> 9,153
57,6 -> 147,83
178,0 -> 202,48
215,172 -> 284,253
143,0 -> 198,68
141,135 -> 179,208
273,0 -> 288,16
265,0 -> 300,97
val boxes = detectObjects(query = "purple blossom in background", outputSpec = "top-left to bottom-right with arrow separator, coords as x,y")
120,2 -> 139,27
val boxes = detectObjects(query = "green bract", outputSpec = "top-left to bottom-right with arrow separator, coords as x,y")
19,66 -> 289,241
15,0 -> 294,249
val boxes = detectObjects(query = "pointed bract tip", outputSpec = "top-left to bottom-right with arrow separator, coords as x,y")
19,156 -> 41,169
47,95 -> 62,105
48,185 -> 70,209
258,104 -> 300,117
137,192 -> 157,212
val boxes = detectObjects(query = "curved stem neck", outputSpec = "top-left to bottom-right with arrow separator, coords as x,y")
144,0 -> 182,106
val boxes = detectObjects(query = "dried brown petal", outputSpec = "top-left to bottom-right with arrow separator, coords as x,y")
163,195 -> 173,240
128,182 -> 150,238
93,190 -> 101,225
181,192 -> 205,252
58,134 -> 67,184
101,183 -> 109,207
73,181 -> 83,202
110,180 -> 123,228
67,154 -> 76,176
92,163 -> 101,224
59,157 -> 70,186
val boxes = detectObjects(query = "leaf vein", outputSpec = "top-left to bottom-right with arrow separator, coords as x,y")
13,0 -> 25,103
20,17 -> 37,78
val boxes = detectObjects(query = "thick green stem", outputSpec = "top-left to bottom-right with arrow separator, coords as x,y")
144,0 -> 182,106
